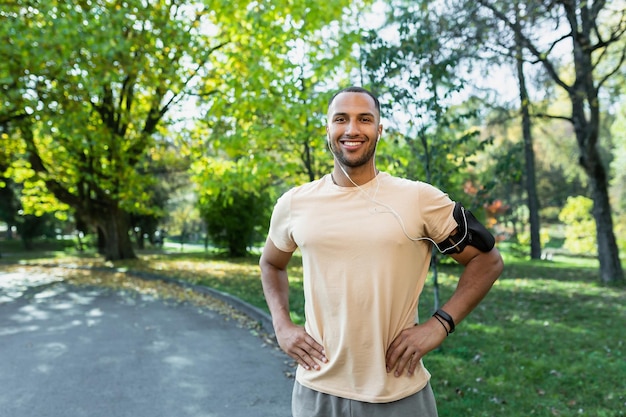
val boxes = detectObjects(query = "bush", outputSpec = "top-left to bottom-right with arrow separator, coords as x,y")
202,189 -> 271,257
558,196 -> 596,255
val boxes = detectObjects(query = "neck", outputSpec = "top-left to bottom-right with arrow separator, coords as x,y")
331,163 -> 378,187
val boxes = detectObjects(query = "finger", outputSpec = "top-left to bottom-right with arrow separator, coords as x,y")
292,355 -> 314,371
394,351 -> 411,377
386,345 -> 407,376
385,335 -> 406,373
407,355 -> 419,376
292,336 -> 327,370
401,352 -> 419,376
385,349 -> 399,373
302,335 -> 327,362
293,347 -> 322,371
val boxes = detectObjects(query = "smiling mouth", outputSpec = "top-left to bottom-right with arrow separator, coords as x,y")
341,141 -> 364,146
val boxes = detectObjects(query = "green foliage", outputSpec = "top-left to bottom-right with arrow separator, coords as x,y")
15,213 -> 59,250
189,0 -> 369,190
185,0 -> 373,254
194,157 -> 271,256
202,189 -> 271,257
12,0 -> 202,209
516,227 -> 550,248
615,213 -> 626,258
360,2 -> 494,206
558,196 -> 597,256
2,0 -> 622,271
0,0 -> 254,259
2,0 -> 376,260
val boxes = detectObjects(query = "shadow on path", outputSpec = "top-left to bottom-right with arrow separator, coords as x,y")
0,269 -> 293,417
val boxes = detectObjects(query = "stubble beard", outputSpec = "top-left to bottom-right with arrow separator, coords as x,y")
330,140 -> 377,168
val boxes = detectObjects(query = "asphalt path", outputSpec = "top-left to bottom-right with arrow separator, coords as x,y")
0,268 -> 294,417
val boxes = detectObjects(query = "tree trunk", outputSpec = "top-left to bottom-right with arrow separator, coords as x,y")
431,253 -> 440,313
19,120 -> 136,261
135,228 -> 145,250
96,227 -> 106,256
568,15 -> 624,284
578,139 -> 624,283
95,206 -> 136,261
515,22 -> 541,259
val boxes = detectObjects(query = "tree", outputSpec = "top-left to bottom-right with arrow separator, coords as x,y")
187,1 -> 371,252
198,159 -> 271,256
1,0 -> 232,260
473,0 -> 625,283
512,3 -> 542,259
408,0 -> 547,259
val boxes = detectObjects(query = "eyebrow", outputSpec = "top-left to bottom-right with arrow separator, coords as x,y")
331,111 -> 376,118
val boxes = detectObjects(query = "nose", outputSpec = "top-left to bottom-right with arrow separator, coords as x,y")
345,119 -> 360,136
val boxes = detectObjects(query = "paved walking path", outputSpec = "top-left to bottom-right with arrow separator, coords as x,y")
0,267 -> 294,417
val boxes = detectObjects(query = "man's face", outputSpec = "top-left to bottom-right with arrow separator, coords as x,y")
326,92 -> 382,169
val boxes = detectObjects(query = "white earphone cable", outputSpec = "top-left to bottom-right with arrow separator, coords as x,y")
333,150 -> 468,254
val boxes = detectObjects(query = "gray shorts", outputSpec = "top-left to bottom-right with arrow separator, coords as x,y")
291,381 -> 439,417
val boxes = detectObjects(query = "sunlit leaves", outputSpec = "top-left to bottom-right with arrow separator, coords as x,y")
3,0 -> 222,218
3,0 -> 377,256
182,0 -> 374,254
20,178 -> 71,217
558,196 -> 597,255
362,1 -> 490,202
192,0 -> 371,186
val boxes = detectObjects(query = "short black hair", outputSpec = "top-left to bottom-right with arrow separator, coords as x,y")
327,86 -> 381,117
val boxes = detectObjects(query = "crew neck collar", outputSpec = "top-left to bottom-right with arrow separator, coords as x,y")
326,172 -> 386,190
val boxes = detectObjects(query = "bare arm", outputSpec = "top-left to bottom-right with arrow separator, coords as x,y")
259,237 -> 327,370
386,244 -> 504,377
441,245 -> 504,326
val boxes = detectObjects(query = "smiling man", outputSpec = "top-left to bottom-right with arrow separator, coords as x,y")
259,86 -> 504,417
326,89 -> 381,174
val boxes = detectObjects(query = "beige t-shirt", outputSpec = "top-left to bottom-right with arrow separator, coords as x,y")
268,172 -> 457,403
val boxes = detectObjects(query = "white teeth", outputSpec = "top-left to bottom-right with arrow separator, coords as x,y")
344,141 -> 361,146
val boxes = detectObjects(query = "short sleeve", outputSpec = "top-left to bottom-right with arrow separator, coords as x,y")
419,184 -> 458,243
268,190 -> 298,253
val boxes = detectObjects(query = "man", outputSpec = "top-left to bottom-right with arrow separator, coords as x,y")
259,86 -> 504,416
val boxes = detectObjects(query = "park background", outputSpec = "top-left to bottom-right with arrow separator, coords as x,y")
1,1 -> 625,416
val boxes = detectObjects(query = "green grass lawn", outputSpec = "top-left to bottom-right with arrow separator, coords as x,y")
421,257 -> 625,417
1,243 -> 624,416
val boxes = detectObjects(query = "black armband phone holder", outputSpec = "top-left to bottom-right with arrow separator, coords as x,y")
437,202 -> 495,254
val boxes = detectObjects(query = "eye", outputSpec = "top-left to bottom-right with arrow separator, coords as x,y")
334,116 -> 346,123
